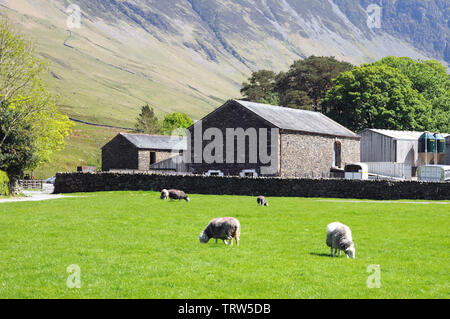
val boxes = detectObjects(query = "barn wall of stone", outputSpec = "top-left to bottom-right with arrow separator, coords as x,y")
187,101 -> 279,176
280,132 -> 360,178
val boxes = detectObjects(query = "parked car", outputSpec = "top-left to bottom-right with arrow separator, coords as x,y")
45,176 -> 56,184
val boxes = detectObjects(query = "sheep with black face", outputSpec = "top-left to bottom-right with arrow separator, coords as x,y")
199,217 -> 240,246
326,222 -> 355,258
257,196 -> 269,206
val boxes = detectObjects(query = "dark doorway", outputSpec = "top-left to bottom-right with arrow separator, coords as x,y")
150,152 -> 156,165
334,141 -> 342,168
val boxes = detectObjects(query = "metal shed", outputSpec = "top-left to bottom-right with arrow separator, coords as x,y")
360,129 -> 423,166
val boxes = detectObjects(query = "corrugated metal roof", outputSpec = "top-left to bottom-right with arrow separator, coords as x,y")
235,100 -> 359,138
121,133 -> 187,150
363,129 -> 449,140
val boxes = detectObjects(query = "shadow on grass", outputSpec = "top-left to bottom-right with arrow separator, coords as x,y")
309,252 -> 332,258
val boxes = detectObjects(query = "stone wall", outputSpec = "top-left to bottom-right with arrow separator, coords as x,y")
54,172 -> 450,200
138,150 -> 176,171
280,132 -> 360,178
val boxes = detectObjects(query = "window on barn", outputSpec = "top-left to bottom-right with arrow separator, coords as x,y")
150,152 -> 156,165
333,141 -> 342,168
240,169 -> 258,178
206,170 -> 224,177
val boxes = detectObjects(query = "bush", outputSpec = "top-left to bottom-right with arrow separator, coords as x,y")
0,170 -> 9,196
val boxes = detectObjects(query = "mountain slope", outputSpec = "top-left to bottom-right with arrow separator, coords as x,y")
0,0 -> 447,127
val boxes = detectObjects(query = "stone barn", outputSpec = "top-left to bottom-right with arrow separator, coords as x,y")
102,133 -> 186,172
186,100 -> 360,178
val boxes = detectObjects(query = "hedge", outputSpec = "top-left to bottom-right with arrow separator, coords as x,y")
0,170 -> 9,196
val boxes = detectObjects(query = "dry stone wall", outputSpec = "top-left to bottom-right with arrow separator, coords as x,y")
54,172 -> 450,200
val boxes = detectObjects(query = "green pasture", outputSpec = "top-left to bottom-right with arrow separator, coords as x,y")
0,192 -> 448,298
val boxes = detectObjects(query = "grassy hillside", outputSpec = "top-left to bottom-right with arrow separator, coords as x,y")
1,1 -> 241,127
0,192 -> 448,298
1,0 -> 432,128
1,0 -> 443,176
33,123 -> 127,179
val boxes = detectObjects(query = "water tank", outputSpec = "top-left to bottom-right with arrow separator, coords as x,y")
434,133 -> 446,164
418,132 -> 436,153
435,133 -> 446,153
418,132 -> 436,165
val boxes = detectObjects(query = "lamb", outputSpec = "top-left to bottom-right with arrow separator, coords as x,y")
326,222 -> 355,259
160,189 -> 169,200
199,217 -> 240,246
257,196 -> 269,206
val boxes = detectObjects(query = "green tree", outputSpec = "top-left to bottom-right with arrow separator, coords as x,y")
0,169 -> 9,196
372,56 -> 450,132
0,19 -> 72,190
240,56 -> 353,111
160,112 -> 194,136
134,104 -> 161,134
322,65 -> 433,132
240,70 -> 279,104
275,56 -> 354,112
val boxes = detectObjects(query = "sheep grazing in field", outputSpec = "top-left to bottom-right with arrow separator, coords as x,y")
160,189 -> 169,200
257,196 -> 269,206
199,217 -> 241,246
166,189 -> 190,202
326,222 -> 355,259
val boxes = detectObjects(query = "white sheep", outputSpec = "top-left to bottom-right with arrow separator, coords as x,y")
199,217 -> 241,246
326,222 -> 355,258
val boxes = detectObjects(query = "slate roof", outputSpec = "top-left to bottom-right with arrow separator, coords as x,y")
234,100 -> 359,138
120,133 -> 187,150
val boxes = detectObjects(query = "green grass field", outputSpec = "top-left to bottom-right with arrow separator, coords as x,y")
0,192 -> 448,299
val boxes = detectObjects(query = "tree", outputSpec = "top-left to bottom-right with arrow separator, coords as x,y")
159,112 -> 194,136
0,19 -> 72,190
240,70 -> 279,104
134,104 -> 161,134
372,56 -> 450,132
240,56 -> 353,111
322,65 -> 433,132
0,105 -> 37,178
275,56 -> 354,112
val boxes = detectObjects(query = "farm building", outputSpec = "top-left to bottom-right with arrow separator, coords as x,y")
360,129 -> 449,167
102,133 -> 186,172
186,100 -> 360,178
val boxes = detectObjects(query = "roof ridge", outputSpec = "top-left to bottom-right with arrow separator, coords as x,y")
235,99 -> 319,114
121,133 -> 186,138
235,100 -> 359,138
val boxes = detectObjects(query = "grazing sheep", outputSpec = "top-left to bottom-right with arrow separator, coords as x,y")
160,189 -> 169,200
166,189 -> 190,202
257,196 -> 269,206
199,217 -> 240,246
326,222 -> 355,259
